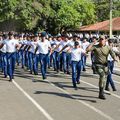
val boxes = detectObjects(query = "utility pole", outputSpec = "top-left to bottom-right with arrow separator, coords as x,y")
109,0 -> 113,38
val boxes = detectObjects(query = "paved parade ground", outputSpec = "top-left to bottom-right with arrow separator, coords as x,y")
0,66 -> 120,120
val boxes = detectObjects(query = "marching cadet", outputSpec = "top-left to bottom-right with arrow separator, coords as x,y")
81,38 -> 90,71
53,35 -> 71,74
86,35 -> 118,100
0,34 -> 8,78
53,35 -> 63,73
0,32 -> 20,81
71,41 -> 85,89
105,39 -> 119,91
27,35 -> 40,75
35,32 -> 51,79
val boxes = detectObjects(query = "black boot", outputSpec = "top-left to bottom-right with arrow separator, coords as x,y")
105,86 -> 110,91
112,85 -> 117,91
99,87 -> 106,100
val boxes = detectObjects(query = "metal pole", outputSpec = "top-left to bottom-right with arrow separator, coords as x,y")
109,0 -> 113,38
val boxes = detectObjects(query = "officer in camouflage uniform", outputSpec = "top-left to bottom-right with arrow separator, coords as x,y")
86,36 -> 117,100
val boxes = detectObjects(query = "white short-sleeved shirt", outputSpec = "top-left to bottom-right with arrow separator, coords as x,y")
71,48 -> 85,62
108,47 -> 119,61
50,40 -> 56,48
37,40 -> 51,54
54,40 -> 62,52
60,41 -> 70,52
67,40 -> 82,47
82,41 -> 90,50
0,40 -> 6,53
29,41 -> 39,54
3,39 -> 19,53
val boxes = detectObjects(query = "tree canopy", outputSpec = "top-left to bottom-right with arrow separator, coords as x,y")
0,0 -> 119,34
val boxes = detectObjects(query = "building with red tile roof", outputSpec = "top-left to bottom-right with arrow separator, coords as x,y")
79,17 -> 120,32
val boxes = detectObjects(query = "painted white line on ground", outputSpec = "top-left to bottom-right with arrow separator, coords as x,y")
83,72 -> 120,99
44,79 -> 114,120
12,80 -> 54,120
81,80 -> 120,99
86,65 -> 120,84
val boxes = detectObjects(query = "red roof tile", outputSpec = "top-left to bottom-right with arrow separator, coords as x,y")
79,17 -> 120,31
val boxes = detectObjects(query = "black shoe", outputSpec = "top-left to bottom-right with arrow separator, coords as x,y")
9,79 -> 12,82
67,71 -> 70,75
22,66 -> 24,69
93,71 -> 97,74
77,81 -> 80,84
43,76 -> 47,80
12,76 -> 14,79
4,75 -> 7,78
105,87 -> 110,91
34,72 -> 38,75
30,71 -> 32,74
99,94 -> 106,100
83,68 -> 86,71
112,87 -> 117,91
73,84 -> 77,90
99,87 -> 106,100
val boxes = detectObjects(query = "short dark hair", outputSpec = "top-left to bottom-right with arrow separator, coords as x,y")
74,41 -> 79,46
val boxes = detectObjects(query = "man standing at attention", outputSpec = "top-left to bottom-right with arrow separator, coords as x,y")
86,36 -> 117,100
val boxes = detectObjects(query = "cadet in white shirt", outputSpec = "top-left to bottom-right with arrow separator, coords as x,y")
71,41 -> 85,89
27,35 -> 39,75
81,38 -> 90,71
0,32 -> 20,81
105,40 -> 118,91
59,35 -> 71,74
53,36 -> 63,72
19,35 -> 27,68
0,34 -> 8,78
49,36 -> 56,70
35,32 -> 51,79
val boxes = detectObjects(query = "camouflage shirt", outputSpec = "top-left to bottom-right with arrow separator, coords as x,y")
90,44 -> 115,65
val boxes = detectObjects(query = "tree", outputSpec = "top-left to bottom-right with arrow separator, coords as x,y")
42,0 -> 96,34
0,0 -> 96,33
0,0 -> 42,31
94,0 -> 120,22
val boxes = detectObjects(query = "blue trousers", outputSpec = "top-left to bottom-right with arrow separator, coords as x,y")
82,54 -> 87,70
106,61 -> 115,89
28,52 -> 33,71
20,50 -> 25,68
50,52 -> 56,70
16,50 -> 21,65
6,52 -> 16,79
0,52 -> 7,76
25,51 -> 29,68
39,53 -> 48,78
33,54 -> 39,74
62,52 -> 71,72
71,61 -> 82,87
55,51 -> 62,71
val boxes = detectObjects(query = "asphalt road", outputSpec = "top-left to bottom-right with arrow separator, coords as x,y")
0,66 -> 120,120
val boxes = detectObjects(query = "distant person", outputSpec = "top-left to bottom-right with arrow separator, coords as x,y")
105,39 -> 119,91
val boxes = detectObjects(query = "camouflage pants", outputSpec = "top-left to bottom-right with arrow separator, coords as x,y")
95,64 -> 109,88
